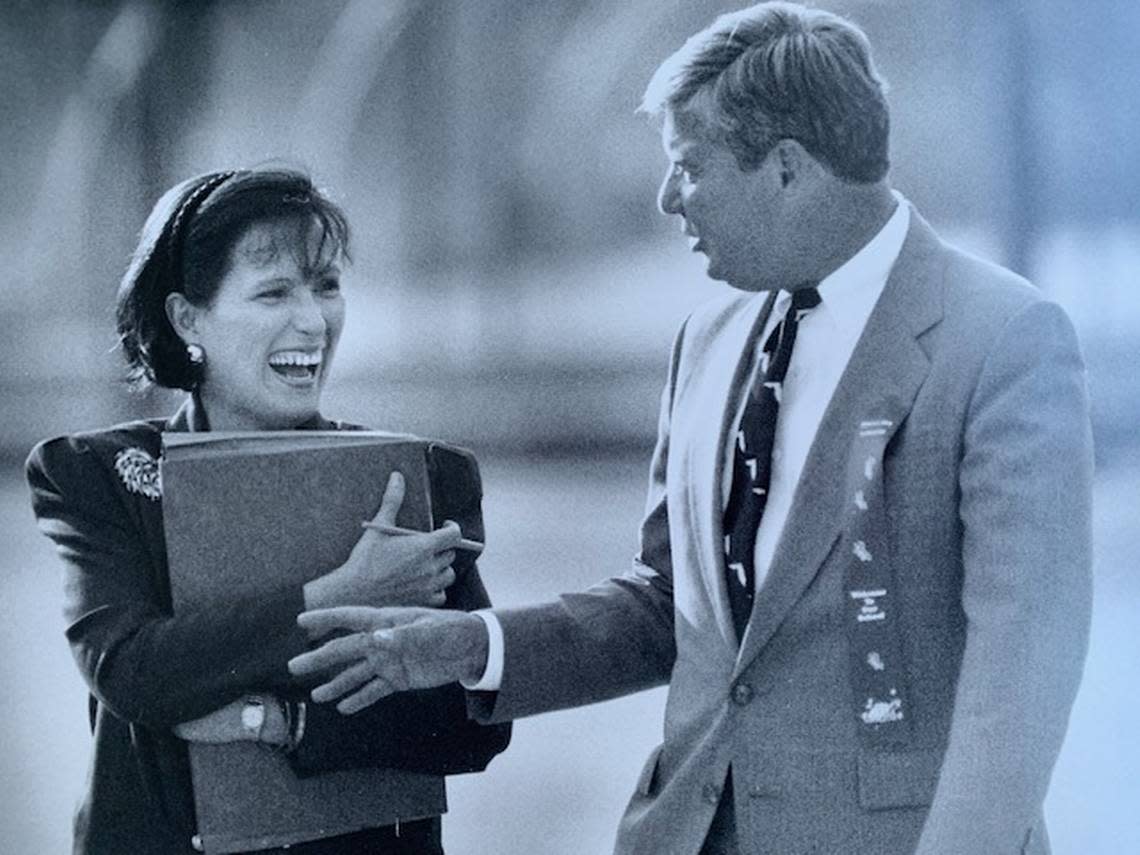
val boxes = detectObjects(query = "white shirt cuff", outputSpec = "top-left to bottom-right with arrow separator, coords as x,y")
460,610 -> 504,691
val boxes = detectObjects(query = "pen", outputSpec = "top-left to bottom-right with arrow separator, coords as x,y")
361,522 -> 484,555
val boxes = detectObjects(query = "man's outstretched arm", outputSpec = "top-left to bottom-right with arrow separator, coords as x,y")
289,318 -> 690,719
289,606 -> 489,714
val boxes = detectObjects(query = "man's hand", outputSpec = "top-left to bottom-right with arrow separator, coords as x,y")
288,606 -> 490,714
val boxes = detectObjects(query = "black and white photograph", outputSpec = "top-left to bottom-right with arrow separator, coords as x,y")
2,2 -> 1137,853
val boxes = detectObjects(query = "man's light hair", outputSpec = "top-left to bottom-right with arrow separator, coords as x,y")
641,1 -> 890,182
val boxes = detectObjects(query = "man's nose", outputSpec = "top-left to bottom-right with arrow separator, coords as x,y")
658,172 -> 682,216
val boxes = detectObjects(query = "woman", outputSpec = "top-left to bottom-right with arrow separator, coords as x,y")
26,168 -> 510,854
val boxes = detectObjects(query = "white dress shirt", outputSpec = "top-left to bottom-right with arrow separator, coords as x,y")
726,194 -> 909,590
466,194 -> 911,690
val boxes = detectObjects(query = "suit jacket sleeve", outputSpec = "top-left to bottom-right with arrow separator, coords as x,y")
468,319 -> 688,724
25,433 -> 312,729
916,300 -> 1094,853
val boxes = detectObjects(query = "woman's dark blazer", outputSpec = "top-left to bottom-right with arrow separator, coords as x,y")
26,397 -> 510,855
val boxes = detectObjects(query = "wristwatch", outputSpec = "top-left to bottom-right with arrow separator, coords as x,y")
240,696 -> 266,740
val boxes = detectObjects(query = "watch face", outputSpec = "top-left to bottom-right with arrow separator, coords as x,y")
241,701 -> 265,731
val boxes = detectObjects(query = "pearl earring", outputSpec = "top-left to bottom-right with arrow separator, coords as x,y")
187,343 -> 206,366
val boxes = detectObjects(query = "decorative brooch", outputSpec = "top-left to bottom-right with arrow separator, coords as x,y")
114,447 -> 162,500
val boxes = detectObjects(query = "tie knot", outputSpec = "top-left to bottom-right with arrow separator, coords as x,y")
790,286 -> 821,312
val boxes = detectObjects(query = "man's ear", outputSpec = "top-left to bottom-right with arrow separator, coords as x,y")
165,292 -> 200,343
774,139 -> 817,188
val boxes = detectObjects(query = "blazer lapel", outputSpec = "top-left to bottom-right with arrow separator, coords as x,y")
733,212 -> 946,675
689,291 -> 778,650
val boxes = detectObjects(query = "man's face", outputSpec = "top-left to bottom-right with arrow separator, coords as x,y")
658,109 -> 790,292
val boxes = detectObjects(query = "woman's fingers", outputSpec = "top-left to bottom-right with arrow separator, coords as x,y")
425,520 -> 462,553
430,551 -> 457,573
368,472 -> 406,528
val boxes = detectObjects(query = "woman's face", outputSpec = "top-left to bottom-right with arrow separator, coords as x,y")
181,217 -> 346,431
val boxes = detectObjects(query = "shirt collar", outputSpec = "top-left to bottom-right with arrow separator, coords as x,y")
166,394 -> 209,433
776,190 -> 910,331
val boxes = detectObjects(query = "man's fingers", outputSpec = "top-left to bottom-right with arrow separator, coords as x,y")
288,632 -> 371,675
310,659 -> 377,703
297,606 -> 392,638
297,606 -> 432,638
371,471 -> 406,527
337,678 -> 397,714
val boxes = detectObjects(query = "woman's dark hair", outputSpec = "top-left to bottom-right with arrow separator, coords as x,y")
115,167 -> 351,390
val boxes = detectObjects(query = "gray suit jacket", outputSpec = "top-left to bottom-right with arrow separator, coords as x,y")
477,210 -> 1093,854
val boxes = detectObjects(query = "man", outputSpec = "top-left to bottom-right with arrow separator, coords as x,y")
290,3 -> 1093,852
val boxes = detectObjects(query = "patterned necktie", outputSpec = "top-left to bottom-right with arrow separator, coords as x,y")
723,286 -> 821,639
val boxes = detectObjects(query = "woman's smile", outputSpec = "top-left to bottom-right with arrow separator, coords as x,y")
267,348 -> 324,384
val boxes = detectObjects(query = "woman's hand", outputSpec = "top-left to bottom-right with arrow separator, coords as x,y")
173,696 -> 289,746
303,472 -> 463,610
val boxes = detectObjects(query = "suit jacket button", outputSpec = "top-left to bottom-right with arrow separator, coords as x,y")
701,783 -> 721,805
731,682 -> 754,705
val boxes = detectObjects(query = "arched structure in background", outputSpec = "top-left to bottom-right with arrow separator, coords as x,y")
291,0 -> 415,195
22,4 -> 161,294
9,3 -> 164,444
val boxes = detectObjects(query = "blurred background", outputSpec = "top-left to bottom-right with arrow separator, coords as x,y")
1,0 -> 1137,852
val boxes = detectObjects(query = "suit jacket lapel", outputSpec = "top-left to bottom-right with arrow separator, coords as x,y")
733,212 -> 946,675
690,291 -> 778,650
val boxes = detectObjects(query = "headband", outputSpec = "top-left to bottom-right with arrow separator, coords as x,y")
165,170 -> 236,293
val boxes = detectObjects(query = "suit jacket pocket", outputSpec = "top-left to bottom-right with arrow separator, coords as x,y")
857,748 -> 943,810
635,743 -> 665,797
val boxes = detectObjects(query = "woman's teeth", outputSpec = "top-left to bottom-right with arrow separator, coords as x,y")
268,351 -> 321,378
